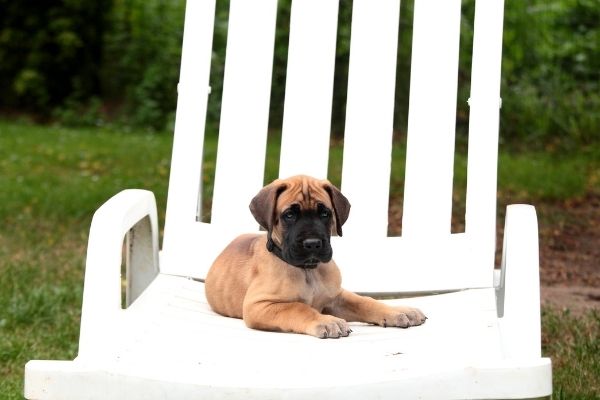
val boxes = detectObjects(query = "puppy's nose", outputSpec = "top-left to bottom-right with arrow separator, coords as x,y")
302,238 -> 322,251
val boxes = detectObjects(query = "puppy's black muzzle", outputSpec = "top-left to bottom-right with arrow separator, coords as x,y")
285,234 -> 332,268
281,209 -> 333,268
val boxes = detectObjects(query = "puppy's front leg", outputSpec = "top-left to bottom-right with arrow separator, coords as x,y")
325,290 -> 427,328
243,300 -> 352,338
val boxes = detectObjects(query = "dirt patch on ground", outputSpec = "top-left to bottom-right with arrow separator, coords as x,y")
536,194 -> 600,314
538,195 -> 600,287
541,286 -> 600,314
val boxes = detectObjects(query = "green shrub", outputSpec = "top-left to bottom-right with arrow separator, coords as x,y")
0,0 -> 597,146
101,0 -> 185,130
500,0 -> 599,147
0,0 -> 111,112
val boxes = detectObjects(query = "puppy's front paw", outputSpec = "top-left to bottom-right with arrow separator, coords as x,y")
382,306 -> 427,328
308,316 -> 352,339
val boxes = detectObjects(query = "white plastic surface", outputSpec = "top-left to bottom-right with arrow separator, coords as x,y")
211,0 -> 278,231
279,0 -> 339,179
498,205 -> 543,359
78,190 -> 159,358
163,0 -> 216,249
161,224 -> 489,293
464,0 -> 506,270
340,0 -> 400,239
26,275 -> 552,400
402,0 -> 462,237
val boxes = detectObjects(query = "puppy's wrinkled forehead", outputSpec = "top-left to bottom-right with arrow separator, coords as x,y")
277,176 -> 332,211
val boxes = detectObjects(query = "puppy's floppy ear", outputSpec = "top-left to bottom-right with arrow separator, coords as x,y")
249,181 -> 288,231
323,183 -> 351,236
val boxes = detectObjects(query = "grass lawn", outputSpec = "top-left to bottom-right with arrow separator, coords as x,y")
1,120 -> 598,398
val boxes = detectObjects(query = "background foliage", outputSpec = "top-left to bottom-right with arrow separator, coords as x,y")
0,0 -> 598,146
0,0 -> 111,112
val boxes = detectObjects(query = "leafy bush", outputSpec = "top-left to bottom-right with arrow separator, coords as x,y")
500,0 -> 599,147
101,0 -> 185,130
0,0 -> 111,112
0,0 -> 597,146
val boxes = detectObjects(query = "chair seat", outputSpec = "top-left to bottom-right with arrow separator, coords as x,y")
26,273 -> 551,399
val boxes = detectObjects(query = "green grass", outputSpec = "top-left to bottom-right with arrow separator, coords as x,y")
1,120 -> 598,398
498,146 -> 599,201
542,309 -> 600,399
0,122 -> 173,224
0,227 -> 83,398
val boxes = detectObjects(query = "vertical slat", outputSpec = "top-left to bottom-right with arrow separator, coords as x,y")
465,0 -> 505,267
211,0 -> 279,231
402,0 -> 462,237
278,0 -> 339,179
340,0 -> 400,238
164,0 -> 216,249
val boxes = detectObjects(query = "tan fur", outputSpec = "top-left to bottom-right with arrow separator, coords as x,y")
205,175 -> 426,338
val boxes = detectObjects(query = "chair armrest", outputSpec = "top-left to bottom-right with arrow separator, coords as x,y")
78,189 -> 159,359
496,204 -> 542,359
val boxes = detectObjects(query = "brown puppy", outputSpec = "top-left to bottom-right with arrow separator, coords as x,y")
205,175 -> 426,338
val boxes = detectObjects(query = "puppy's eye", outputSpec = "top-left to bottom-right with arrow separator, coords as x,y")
318,207 -> 330,219
283,210 -> 296,221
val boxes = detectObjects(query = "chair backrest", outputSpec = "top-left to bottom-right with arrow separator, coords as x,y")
161,0 -> 505,293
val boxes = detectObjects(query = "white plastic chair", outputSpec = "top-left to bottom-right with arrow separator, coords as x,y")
25,0 -> 552,398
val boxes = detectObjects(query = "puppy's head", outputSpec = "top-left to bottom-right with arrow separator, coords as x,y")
250,175 -> 350,268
